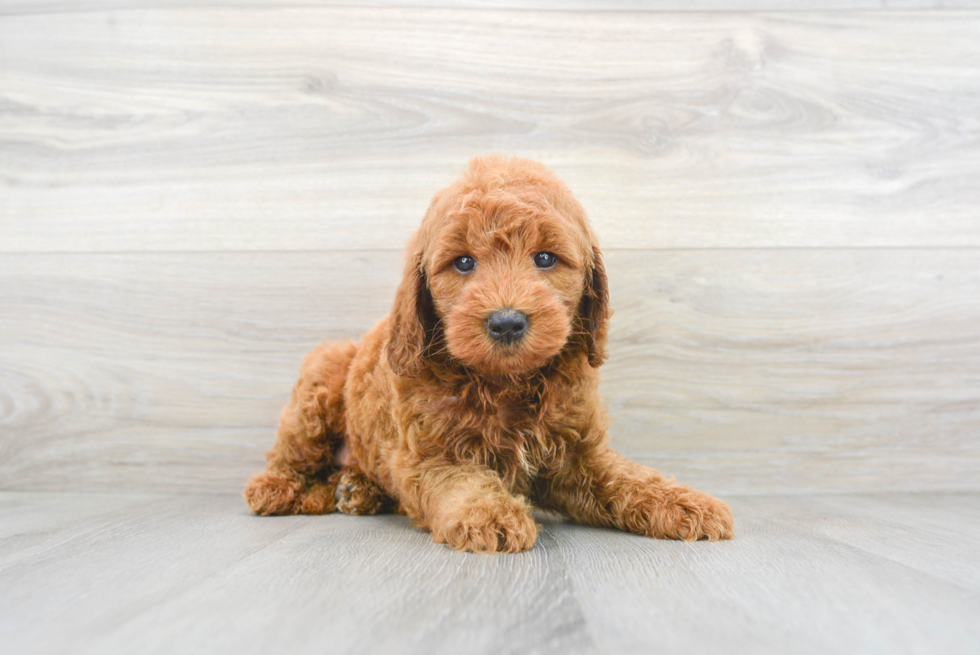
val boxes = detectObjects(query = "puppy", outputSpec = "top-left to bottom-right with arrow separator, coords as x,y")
244,156 -> 734,553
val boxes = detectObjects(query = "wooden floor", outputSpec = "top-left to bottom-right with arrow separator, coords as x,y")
1,491 -> 978,655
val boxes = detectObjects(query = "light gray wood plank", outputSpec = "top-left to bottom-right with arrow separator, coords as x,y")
7,1 -> 980,16
2,492 -> 978,655
0,491 -> 160,567
553,497 -> 980,655
738,493 -> 980,591
0,493 -> 593,655
2,249 -> 978,494
605,248 -> 980,494
0,491 -> 156,539
2,10 -> 979,251
94,523 -> 592,655
0,495 -> 322,654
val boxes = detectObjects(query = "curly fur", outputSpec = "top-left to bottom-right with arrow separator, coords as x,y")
244,156 -> 734,553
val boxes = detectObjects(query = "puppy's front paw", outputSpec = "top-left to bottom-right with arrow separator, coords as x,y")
651,487 -> 734,542
434,498 -> 538,554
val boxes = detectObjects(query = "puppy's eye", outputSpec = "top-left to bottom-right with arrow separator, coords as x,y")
533,252 -> 557,269
453,255 -> 476,274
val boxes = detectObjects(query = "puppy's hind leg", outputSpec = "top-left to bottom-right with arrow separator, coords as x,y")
244,341 -> 357,515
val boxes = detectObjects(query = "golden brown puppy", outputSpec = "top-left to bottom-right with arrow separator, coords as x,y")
244,156 -> 734,553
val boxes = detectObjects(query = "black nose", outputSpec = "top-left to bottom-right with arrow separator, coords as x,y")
486,309 -> 529,344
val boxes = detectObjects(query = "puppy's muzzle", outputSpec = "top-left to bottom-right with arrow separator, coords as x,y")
486,309 -> 528,345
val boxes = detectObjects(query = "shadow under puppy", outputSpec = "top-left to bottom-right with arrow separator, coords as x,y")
244,155 -> 734,553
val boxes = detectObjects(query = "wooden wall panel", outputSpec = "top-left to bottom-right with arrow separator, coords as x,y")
5,1 -> 980,15
1,250 -> 977,494
2,10 -> 979,252
1,4 -> 978,495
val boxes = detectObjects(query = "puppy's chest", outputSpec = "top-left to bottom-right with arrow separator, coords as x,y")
448,396 -> 567,481
455,395 -> 545,434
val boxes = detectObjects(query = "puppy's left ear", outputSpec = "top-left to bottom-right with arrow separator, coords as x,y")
578,246 -> 610,367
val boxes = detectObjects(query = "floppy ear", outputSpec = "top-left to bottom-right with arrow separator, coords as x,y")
386,249 -> 438,377
578,246 -> 610,368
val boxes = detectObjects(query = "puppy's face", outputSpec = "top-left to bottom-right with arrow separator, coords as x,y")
425,201 -> 588,376
387,157 -> 608,378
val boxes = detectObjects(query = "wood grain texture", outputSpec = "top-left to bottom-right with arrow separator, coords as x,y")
2,9 -> 980,251
737,493 -> 980,591
1,4 -> 978,498
551,495 -> 980,655
7,1 -> 980,16
2,249 -> 977,494
0,493 -> 593,655
0,491 -> 160,568
1,492 -> 978,655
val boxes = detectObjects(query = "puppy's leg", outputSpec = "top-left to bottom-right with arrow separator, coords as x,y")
243,341 -> 357,515
400,465 -> 537,554
539,448 -> 733,541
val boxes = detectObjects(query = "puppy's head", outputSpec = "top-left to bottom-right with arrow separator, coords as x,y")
387,156 -> 608,377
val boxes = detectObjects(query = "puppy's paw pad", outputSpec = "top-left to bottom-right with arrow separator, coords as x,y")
332,468 -> 391,516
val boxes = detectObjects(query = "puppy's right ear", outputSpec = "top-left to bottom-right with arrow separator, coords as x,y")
386,244 -> 437,377
579,246 -> 610,368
